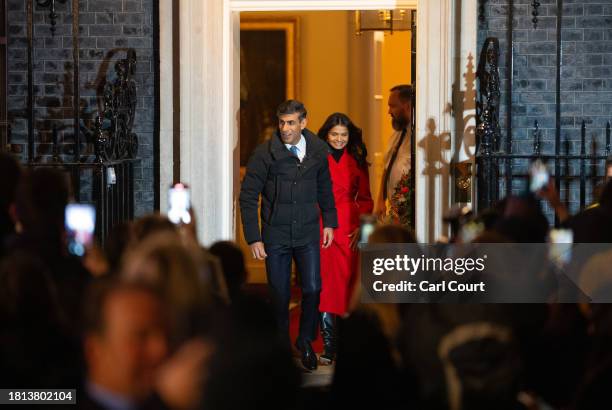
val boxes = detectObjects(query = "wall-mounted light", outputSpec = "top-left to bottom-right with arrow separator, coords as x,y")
354,9 -> 413,35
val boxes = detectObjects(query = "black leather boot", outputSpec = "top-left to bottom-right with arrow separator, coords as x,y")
319,312 -> 336,365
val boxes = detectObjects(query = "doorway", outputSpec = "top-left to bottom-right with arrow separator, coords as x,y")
236,9 -> 416,282
159,0 -> 473,246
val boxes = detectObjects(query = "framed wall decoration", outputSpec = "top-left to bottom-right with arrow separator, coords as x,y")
239,18 -> 300,166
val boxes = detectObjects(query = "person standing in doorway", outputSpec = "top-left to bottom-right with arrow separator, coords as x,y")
317,113 -> 373,365
375,84 -> 414,225
239,100 -> 337,371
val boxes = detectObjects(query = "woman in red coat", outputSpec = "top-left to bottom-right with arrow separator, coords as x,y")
317,113 -> 373,365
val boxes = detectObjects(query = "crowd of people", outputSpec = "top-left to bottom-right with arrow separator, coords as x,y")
1,86 -> 612,410
0,154 -> 302,410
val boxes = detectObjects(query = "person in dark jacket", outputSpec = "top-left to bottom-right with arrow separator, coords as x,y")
0,153 -> 21,256
239,100 -> 338,371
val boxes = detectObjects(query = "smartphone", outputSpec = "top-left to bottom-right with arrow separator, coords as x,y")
65,203 -> 96,257
359,214 -> 377,244
549,228 -> 573,268
168,183 -> 191,225
459,221 -> 485,243
529,159 -> 550,192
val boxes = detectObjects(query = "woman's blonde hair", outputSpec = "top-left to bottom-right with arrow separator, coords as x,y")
120,232 -> 226,343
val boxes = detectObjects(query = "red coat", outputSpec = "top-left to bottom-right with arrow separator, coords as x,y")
319,151 -> 373,315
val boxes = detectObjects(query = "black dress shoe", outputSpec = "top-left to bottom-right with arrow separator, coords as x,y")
295,340 -> 318,371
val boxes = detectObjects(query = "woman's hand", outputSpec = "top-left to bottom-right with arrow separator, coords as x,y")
348,228 -> 360,251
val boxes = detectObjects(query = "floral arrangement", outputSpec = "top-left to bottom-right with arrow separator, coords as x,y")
387,170 -> 414,228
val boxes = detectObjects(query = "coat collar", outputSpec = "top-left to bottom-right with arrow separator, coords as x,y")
269,128 -> 326,161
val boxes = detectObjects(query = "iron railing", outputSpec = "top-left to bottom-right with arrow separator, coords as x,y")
475,34 -> 612,218
14,0 -> 140,245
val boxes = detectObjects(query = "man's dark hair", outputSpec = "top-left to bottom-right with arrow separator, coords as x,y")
200,298 -> 300,410
0,153 -> 21,239
131,213 -> 176,245
0,153 -> 21,213
209,241 -> 247,302
15,167 -> 69,238
599,179 -> 612,209
390,84 -> 414,103
0,250 -> 63,323
104,222 -> 132,275
276,99 -> 307,121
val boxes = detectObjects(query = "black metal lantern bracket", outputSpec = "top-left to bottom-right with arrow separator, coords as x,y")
478,0 -> 542,30
36,0 -> 68,36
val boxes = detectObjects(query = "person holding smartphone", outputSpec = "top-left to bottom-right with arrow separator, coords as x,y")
529,160 -> 570,224
316,113 -> 373,365
239,100 -> 337,371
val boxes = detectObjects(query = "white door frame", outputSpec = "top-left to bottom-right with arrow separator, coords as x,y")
159,0 -> 475,244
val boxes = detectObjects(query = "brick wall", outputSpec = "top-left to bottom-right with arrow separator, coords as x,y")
478,0 -> 612,215
6,0 -> 155,216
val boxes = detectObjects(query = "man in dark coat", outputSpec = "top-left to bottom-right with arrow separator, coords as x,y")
239,100 -> 337,370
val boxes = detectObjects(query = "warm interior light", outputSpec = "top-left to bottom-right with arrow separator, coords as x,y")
354,9 -> 413,35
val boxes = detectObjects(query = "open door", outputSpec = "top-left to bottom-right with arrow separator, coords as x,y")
235,9 -> 415,283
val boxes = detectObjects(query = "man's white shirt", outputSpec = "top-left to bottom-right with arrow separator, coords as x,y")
285,134 -> 306,162
384,129 -> 412,201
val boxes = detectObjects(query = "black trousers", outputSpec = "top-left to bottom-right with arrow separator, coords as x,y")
264,240 -> 321,343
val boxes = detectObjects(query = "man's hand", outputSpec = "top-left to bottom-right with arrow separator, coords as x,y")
322,227 -> 334,248
537,179 -> 569,223
373,183 -> 387,220
249,241 -> 267,260
374,198 -> 387,220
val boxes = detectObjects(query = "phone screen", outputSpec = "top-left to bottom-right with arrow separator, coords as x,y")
549,228 -> 573,268
359,214 -> 377,245
65,203 -> 96,257
530,159 -> 550,192
168,183 -> 191,225
459,221 -> 484,243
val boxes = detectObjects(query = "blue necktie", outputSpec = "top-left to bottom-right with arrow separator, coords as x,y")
289,145 -> 299,159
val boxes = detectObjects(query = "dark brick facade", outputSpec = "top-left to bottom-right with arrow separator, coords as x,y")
478,0 -> 612,216
6,0 -> 155,216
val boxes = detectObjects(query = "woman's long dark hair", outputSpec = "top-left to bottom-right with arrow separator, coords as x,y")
317,112 -> 369,168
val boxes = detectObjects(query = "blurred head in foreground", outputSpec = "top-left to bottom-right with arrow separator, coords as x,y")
83,280 -> 168,403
